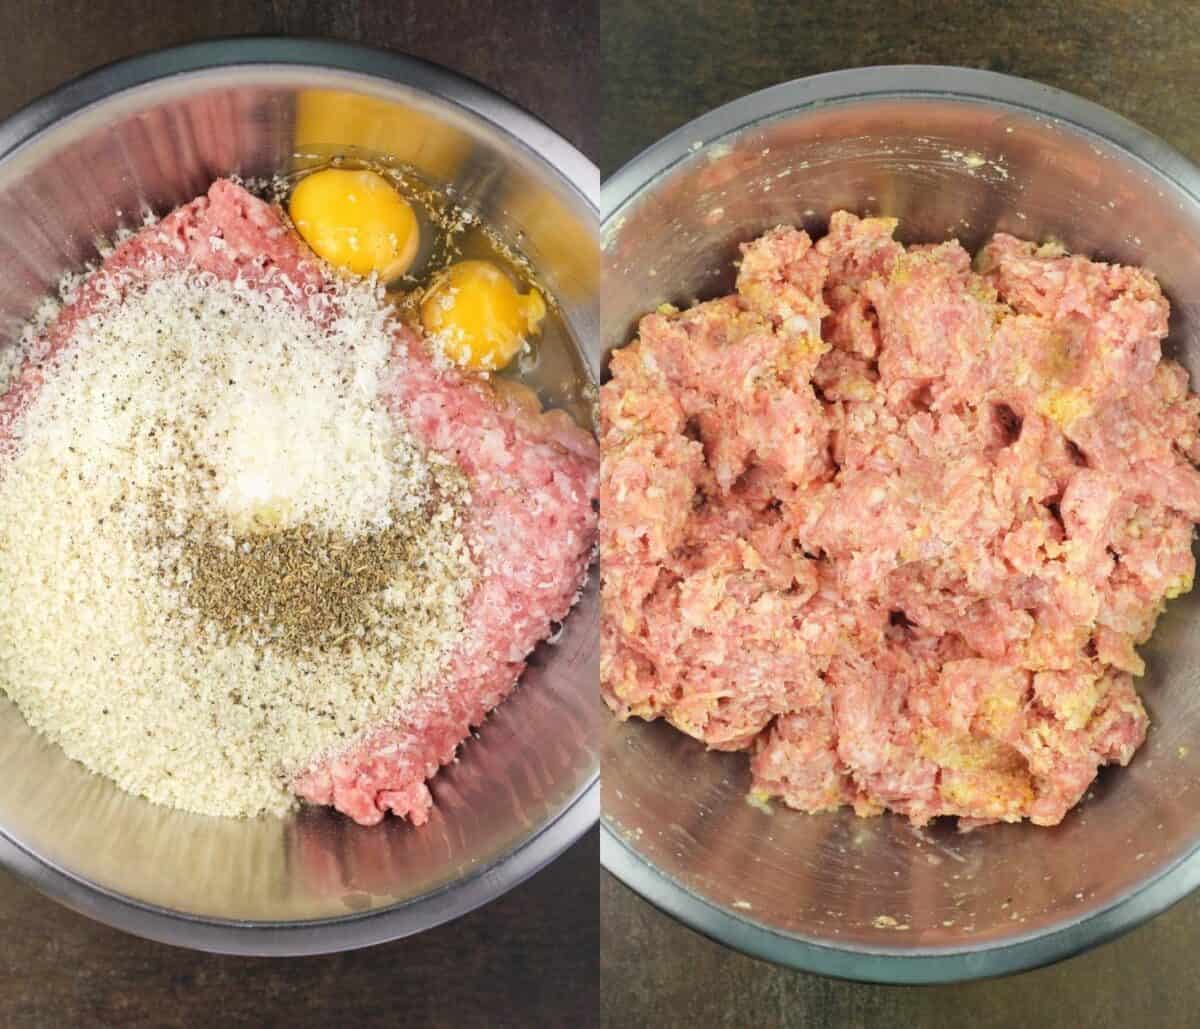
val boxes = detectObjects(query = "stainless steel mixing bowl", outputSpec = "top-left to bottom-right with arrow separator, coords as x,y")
601,65 -> 1200,982
0,39 -> 598,955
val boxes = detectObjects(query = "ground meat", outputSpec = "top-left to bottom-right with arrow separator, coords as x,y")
295,332 -> 599,825
601,210 -> 1200,828
0,180 -> 330,445
2,180 -> 598,826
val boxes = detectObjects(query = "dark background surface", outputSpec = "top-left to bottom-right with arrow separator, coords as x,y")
0,2 -> 597,1027
601,0 -> 1200,176
601,1 -> 1200,1026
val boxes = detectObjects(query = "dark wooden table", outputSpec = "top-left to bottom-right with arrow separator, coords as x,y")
0,3 -> 597,1027
601,2 -> 1200,1026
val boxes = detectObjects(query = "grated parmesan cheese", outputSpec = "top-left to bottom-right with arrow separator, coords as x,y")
0,268 -> 476,817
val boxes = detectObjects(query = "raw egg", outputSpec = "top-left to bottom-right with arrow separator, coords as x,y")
420,260 -> 546,371
289,169 -> 420,280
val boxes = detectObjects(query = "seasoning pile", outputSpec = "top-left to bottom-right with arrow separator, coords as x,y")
0,268 -> 475,818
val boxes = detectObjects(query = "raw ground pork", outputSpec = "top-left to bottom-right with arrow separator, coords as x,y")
1,180 -> 599,826
601,211 -> 1200,827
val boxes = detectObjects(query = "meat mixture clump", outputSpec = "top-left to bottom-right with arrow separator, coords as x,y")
601,212 -> 1200,827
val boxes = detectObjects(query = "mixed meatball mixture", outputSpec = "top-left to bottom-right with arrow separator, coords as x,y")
601,212 -> 1200,828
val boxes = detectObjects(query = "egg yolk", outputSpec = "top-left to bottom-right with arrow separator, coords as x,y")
420,260 -> 546,371
289,169 -> 419,280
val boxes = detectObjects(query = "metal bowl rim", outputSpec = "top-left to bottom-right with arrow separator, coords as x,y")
600,63 -> 1200,984
0,36 -> 599,956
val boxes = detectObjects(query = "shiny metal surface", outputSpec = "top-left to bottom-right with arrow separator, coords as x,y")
601,66 -> 1200,982
0,40 -> 598,954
